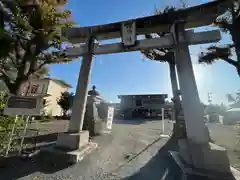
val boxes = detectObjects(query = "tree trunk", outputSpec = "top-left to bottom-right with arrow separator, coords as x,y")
62,110 -> 67,118
25,81 -> 31,96
168,57 -> 186,138
0,11 -> 3,30
7,78 -> 27,95
6,61 -> 30,95
231,18 -> 240,76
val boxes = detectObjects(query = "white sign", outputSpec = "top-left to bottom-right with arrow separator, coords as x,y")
4,96 -> 43,116
107,107 -> 114,130
121,21 -> 136,47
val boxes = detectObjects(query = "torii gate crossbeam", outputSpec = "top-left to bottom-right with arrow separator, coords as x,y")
63,30 -> 220,57
62,0 -> 229,43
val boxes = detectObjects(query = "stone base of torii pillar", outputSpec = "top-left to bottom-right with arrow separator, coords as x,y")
52,35 -> 98,163
169,22 -> 235,179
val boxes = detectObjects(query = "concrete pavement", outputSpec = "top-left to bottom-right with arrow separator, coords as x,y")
1,119 -> 240,179
206,123 -> 240,169
0,119 -> 174,180
207,123 -> 240,151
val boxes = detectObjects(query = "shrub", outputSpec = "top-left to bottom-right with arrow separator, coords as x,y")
57,92 -> 74,117
0,91 -> 26,155
0,115 -> 24,156
0,91 -> 8,115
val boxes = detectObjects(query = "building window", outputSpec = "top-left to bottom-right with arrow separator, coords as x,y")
142,98 -> 165,105
43,99 -> 46,105
136,99 -> 142,107
31,85 -> 39,94
41,84 -> 45,93
121,98 -> 124,105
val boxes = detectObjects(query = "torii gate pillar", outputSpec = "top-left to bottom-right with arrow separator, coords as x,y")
55,35 -> 97,161
171,22 -> 230,173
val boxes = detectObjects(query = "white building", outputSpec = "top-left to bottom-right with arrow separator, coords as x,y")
118,94 -> 172,119
20,78 -> 72,116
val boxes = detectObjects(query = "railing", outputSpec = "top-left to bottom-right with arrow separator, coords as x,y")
0,128 -> 39,156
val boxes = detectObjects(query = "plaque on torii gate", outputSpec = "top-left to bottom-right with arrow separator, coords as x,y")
55,1 -> 233,176
121,21 -> 137,47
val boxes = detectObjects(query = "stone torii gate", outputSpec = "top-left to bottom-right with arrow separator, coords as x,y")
56,0 -> 232,175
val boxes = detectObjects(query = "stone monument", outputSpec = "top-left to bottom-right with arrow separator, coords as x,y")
83,86 -> 112,137
88,85 -> 100,96
83,86 -> 104,137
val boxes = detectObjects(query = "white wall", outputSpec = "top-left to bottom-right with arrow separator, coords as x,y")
20,79 -> 68,116
44,80 -> 68,116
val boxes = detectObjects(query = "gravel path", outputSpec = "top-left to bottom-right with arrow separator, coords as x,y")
0,119 -> 174,180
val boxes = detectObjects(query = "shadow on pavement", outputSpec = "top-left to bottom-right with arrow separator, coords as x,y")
0,132 -> 73,179
0,132 -> 178,180
122,136 -> 179,180
0,152 -> 73,179
121,136 -> 237,180
24,133 -> 59,144
0,133 -> 115,180
113,119 -> 148,125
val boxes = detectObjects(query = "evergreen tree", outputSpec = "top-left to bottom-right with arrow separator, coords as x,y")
199,1 -> 240,76
57,91 -> 74,117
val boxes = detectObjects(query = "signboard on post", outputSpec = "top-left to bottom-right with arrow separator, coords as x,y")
121,21 -> 136,47
4,95 -> 43,156
106,107 -> 114,130
4,96 -> 43,116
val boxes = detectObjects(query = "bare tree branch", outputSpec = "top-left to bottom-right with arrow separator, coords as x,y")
222,57 -> 238,67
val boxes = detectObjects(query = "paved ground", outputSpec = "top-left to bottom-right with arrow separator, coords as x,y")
1,119 -> 239,179
206,123 -> 240,169
207,123 -> 240,151
0,119 -> 177,180
146,120 -> 240,170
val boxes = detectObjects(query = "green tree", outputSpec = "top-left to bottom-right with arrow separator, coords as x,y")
199,1 -> 240,76
0,0 -> 73,95
227,90 -> 240,108
0,91 -> 25,155
57,91 -> 74,117
0,91 -> 8,115
205,103 -> 227,115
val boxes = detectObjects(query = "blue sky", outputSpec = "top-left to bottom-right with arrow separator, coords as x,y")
50,0 -> 240,104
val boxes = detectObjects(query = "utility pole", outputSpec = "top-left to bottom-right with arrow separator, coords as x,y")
207,92 -> 214,116
208,92 -> 212,105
